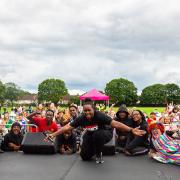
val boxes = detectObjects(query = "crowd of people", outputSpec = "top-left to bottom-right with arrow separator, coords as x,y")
0,101 -> 179,165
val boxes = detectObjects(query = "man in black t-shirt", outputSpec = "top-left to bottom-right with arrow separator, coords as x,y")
47,99 -> 146,164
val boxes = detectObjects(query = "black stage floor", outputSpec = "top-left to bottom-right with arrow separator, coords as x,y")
0,152 -> 179,180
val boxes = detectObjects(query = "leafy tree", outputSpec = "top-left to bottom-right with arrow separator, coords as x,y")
69,95 -> 80,105
0,80 -> 5,104
164,83 -> 180,104
140,83 -> 180,105
18,89 -> 31,99
4,82 -> 21,107
177,89 -> 180,104
0,80 -> 6,113
38,78 -> 68,104
105,78 -> 138,104
140,84 -> 166,105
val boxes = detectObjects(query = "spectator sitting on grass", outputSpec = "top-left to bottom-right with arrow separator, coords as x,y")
147,112 -> 157,125
27,109 -> 58,133
2,112 -> 15,129
170,106 -> 180,123
55,110 -> 65,125
69,104 -> 79,121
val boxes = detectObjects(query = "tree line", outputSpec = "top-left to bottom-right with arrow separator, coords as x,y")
105,78 -> 180,105
0,78 -> 180,106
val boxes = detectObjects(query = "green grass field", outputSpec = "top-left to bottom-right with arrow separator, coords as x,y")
113,107 -> 165,116
3,106 -> 166,117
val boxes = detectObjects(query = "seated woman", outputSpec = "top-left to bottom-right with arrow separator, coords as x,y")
148,122 -> 180,165
124,110 -> 149,156
57,130 -> 77,154
1,122 -> 23,151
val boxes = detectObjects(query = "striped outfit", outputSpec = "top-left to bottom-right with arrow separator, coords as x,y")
152,133 -> 180,165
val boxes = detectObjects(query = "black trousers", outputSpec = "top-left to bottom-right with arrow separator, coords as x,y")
125,132 -> 149,155
80,129 -> 112,161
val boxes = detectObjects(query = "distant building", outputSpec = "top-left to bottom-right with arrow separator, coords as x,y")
59,94 -> 71,105
59,94 -> 80,105
17,94 -> 37,104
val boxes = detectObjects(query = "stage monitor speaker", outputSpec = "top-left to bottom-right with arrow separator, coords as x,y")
102,133 -> 115,155
21,132 -> 57,154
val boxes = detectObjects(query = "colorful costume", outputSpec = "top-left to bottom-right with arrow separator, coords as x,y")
149,122 -> 180,165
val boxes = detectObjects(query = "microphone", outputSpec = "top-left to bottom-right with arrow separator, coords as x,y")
43,132 -> 54,143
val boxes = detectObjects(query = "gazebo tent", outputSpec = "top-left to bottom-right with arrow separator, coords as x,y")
79,88 -> 110,106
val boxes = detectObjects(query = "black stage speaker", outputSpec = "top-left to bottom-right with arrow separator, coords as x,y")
21,132 -> 57,154
102,133 -> 115,155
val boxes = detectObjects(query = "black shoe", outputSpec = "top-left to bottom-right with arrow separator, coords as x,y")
0,149 -> 4,153
116,147 -> 124,153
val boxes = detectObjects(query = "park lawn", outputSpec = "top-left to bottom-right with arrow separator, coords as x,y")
4,106 -> 166,117
113,106 -> 165,116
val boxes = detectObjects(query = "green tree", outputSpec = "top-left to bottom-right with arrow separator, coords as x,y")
69,95 -> 80,105
140,84 -> 166,105
0,80 -> 6,113
105,78 -> 138,104
140,83 -> 180,105
4,82 -> 21,107
177,89 -> 180,104
38,78 -> 68,104
164,83 -> 180,104
0,80 -> 5,103
18,89 -> 31,99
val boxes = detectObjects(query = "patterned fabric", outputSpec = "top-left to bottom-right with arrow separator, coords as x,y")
152,133 -> 180,165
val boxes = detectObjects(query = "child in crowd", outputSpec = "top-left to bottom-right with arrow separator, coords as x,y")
147,112 -> 157,125
55,110 -> 65,125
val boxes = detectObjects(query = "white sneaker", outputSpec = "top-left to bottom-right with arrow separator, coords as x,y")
152,155 -> 168,164
96,153 -> 104,164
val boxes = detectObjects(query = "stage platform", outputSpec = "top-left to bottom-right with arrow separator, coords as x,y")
0,152 -> 179,180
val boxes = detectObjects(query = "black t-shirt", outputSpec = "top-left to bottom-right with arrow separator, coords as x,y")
132,119 -> 148,131
57,132 -> 77,153
1,132 -> 23,151
114,117 -> 133,136
70,111 -> 112,131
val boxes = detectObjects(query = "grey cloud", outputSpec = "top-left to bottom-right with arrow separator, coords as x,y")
0,0 -> 180,94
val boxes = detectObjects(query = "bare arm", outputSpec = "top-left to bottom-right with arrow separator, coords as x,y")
51,124 -> 74,138
26,112 -> 37,123
111,120 -> 146,136
109,103 -> 115,112
111,120 -> 132,132
8,143 -> 20,151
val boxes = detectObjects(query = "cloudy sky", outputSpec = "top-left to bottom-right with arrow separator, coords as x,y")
0,0 -> 180,95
